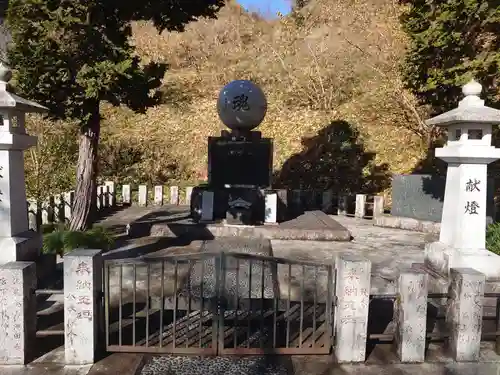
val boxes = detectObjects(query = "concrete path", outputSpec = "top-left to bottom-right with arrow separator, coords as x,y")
272,215 -> 430,294
99,210 -> 433,299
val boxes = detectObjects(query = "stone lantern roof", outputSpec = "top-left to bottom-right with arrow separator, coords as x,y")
0,63 -> 47,113
425,79 -> 500,127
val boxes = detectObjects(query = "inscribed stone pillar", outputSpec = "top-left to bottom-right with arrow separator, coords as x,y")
394,270 -> 428,362
0,262 -> 37,364
334,255 -> 371,362
64,249 -> 103,365
446,267 -> 485,362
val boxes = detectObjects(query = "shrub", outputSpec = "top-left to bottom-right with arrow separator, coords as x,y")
42,226 -> 115,257
486,223 -> 500,255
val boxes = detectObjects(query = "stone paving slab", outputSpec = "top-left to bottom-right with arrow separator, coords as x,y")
273,216 -> 429,295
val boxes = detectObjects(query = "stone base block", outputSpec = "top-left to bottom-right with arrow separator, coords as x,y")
374,215 -> 440,234
425,241 -> 500,280
0,231 -> 42,264
147,211 -> 351,241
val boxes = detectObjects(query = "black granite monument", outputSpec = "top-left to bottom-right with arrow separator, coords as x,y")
190,80 -> 276,225
391,174 -> 496,222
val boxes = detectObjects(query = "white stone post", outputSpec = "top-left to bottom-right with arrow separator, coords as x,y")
138,185 -> 147,206
102,185 -> 109,209
64,249 -> 103,365
373,196 -> 384,218
446,267 -> 485,362
185,186 -> 193,206
154,185 -> 163,205
355,194 -> 366,218
0,262 -> 37,364
96,185 -> 104,210
104,181 -> 115,207
425,79 -> 500,280
64,191 -> 74,223
334,255 -> 371,363
27,199 -> 38,231
0,64 -> 46,263
394,270 -> 428,362
264,191 -> 277,224
276,189 -> 288,222
122,184 -> 131,205
53,194 -> 63,223
170,186 -> 179,205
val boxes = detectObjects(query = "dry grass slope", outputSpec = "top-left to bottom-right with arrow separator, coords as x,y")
27,0 -> 432,200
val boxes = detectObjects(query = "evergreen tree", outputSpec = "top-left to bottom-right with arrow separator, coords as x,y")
400,0 -> 500,112
6,0 -> 224,230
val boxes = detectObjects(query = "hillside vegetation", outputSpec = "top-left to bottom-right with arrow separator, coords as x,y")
25,0 -> 431,200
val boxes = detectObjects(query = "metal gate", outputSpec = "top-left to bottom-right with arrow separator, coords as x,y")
104,251 -> 333,355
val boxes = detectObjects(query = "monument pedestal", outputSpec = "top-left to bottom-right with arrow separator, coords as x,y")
0,231 -> 42,264
425,241 -> 500,280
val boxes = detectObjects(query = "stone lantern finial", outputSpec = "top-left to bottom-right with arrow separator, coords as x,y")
462,79 -> 482,97
459,79 -> 484,108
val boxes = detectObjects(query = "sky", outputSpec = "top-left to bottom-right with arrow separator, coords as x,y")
237,0 -> 292,18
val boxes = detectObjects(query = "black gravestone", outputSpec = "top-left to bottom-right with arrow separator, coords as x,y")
207,133 -> 273,188
391,174 -> 496,222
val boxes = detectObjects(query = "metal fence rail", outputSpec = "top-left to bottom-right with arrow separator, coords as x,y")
103,252 -> 334,355
218,252 -> 333,355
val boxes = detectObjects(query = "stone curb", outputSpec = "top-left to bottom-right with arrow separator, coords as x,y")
148,223 -> 351,241
87,353 -> 147,375
126,211 -> 352,241
373,215 -> 440,234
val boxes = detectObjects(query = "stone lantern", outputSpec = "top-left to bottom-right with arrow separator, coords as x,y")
425,79 -> 500,279
0,63 -> 47,264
